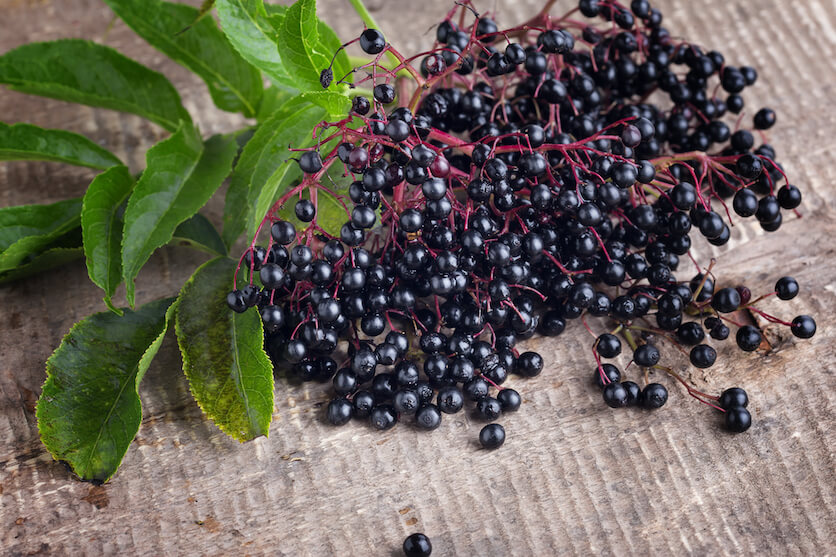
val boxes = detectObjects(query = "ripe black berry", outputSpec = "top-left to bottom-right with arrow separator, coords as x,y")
479,423 -> 505,449
516,351 -> 544,377
259,263 -> 285,290
403,533 -> 432,557
226,290 -> 247,313
633,344 -> 660,367
327,398 -> 353,425
719,387 -> 749,410
603,382 -> 629,408
641,383 -> 668,409
579,0 -> 600,17
775,276 -> 799,300
724,407 -> 752,433
436,386 -> 464,414
689,344 -> 717,368
753,107 -> 776,130
676,322 -> 705,345
351,95 -> 370,115
710,322 -> 730,341
594,363 -> 621,387
733,188 -> 758,217
370,404 -> 398,430
711,287 -> 741,313
476,397 -> 502,420
413,404 -> 441,429
260,305 -> 284,331
736,325 -> 762,352
622,381 -> 641,406
333,369 -> 358,396
463,377 -> 489,401
790,315 -> 816,339
294,199 -> 315,222
298,151 -> 322,174
352,391 -> 375,418
777,184 -> 802,209
394,389 -> 420,414
373,83 -> 396,104
359,29 -> 386,54
736,154 -> 763,179
596,333 -> 622,358
497,388 -> 521,412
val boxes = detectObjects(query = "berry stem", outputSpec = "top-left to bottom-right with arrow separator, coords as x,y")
654,365 -> 724,411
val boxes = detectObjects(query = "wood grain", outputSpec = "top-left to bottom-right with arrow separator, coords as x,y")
1,0 -> 834,555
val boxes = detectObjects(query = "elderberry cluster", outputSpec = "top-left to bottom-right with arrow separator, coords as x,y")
227,0 -> 817,444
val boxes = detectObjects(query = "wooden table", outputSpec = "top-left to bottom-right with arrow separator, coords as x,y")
1,0 -> 834,554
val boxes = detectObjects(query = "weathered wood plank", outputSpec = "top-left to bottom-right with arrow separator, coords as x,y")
1,0 -> 834,555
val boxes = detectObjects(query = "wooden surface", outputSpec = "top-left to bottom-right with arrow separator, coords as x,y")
2,0 -> 835,555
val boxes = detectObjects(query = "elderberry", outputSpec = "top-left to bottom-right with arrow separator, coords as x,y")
403,533 -> 432,557
227,0 -> 818,448
479,423 -> 505,449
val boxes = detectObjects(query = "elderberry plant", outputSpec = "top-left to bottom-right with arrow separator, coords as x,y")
0,0 -> 816,482
228,0 -> 818,443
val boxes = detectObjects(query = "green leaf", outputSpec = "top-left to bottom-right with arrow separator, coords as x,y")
171,213 -> 227,256
0,122 -> 121,169
255,85 -> 293,121
222,95 -> 324,245
103,0 -> 262,117
0,197 -> 82,251
262,2 -> 288,20
81,165 -> 134,311
0,39 -> 190,132
122,128 -> 237,306
37,297 -> 176,482
0,247 -> 83,285
277,0 -> 333,91
217,0 -> 347,94
215,0 -> 296,90
0,197 -> 82,271
301,89 -> 351,119
175,257 -> 273,441
175,0 -> 216,34
247,106 -> 326,237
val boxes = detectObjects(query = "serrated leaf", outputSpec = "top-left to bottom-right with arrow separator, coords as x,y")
215,0 -> 296,90
171,213 -> 227,256
0,39 -> 190,132
0,122 -> 121,169
0,197 -> 82,251
0,247 -> 83,285
175,257 -> 273,441
81,165 -> 134,311
278,0 -> 332,91
122,128 -> 236,306
37,297 -> 176,482
104,0 -> 262,117
301,89 -> 351,119
222,95 -> 324,245
0,197 -> 82,271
